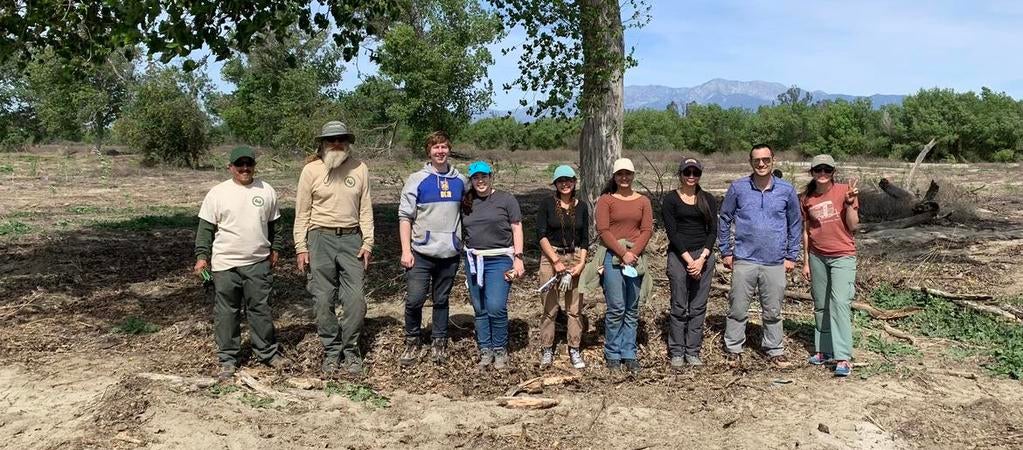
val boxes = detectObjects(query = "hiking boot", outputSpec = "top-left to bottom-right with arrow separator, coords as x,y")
540,347 -> 554,368
725,352 -> 742,369
623,359 -> 641,373
478,348 -> 495,368
769,355 -> 793,369
808,352 -> 832,366
493,348 -> 510,371
267,354 -> 292,369
322,355 -> 340,375
670,356 -> 686,369
344,353 -> 365,375
430,339 -> 448,365
217,363 -> 236,381
606,359 -> 622,371
684,355 -> 704,367
834,361 -> 852,377
399,337 -> 423,367
569,347 -> 586,369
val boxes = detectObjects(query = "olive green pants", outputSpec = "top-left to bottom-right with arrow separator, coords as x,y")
307,229 -> 367,362
212,259 -> 279,366
809,254 -> 857,361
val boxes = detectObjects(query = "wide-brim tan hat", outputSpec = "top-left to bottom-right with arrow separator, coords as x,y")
317,121 -> 355,143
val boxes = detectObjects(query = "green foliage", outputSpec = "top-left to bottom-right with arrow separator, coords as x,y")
112,317 -> 159,335
0,220 -> 31,236
114,66 -> 211,167
210,29 -> 344,153
860,334 -> 920,358
92,212 -> 197,232
0,164 -> 12,174
206,384 -> 240,398
1,61 -> 43,151
239,393 -> 274,409
325,381 -> 390,408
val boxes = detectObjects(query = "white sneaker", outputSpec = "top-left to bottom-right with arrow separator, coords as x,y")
540,347 -> 554,368
569,347 -> 586,369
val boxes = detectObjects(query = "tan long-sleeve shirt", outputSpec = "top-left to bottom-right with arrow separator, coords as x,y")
293,158 -> 374,253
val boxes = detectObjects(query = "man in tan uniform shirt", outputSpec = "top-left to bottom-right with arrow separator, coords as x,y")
294,121 -> 374,374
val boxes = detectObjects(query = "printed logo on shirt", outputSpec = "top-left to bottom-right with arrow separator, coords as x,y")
808,200 -> 839,223
252,196 -> 265,207
344,176 -> 356,188
439,179 -> 452,198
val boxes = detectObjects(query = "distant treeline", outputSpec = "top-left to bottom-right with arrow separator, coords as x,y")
460,87 -> 1023,162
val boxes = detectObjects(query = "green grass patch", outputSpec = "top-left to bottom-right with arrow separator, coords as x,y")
860,334 -> 921,358
92,213 -> 197,231
206,384 -> 240,398
857,361 -> 912,380
0,220 -> 31,236
783,318 -> 815,342
239,393 -> 274,409
112,317 -> 159,334
325,381 -> 390,408
0,164 -> 13,174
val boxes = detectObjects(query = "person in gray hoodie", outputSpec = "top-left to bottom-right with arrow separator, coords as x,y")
397,131 -> 468,366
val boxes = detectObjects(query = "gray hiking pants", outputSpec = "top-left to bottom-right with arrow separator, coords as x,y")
724,261 -> 786,356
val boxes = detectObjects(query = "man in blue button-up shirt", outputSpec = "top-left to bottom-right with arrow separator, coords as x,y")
718,144 -> 803,369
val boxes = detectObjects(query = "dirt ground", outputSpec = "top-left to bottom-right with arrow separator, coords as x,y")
2,147 -> 1023,449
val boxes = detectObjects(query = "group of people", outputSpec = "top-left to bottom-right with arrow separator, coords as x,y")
194,121 -> 861,381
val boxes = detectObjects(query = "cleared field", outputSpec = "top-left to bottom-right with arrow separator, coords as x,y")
1,147 -> 1022,449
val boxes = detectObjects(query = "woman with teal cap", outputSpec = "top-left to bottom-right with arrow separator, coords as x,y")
461,160 -> 525,370
536,165 -> 590,369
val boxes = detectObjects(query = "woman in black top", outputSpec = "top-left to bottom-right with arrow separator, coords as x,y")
536,165 -> 590,369
661,157 -> 717,368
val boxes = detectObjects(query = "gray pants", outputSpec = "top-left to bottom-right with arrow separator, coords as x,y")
307,229 -> 367,362
212,259 -> 279,365
724,261 -> 786,356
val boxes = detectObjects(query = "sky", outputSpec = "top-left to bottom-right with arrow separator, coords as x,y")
208,0 -> 1023,111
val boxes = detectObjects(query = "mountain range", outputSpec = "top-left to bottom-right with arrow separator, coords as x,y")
482,78 -> 905,121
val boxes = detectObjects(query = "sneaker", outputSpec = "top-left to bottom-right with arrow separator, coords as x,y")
321,356 -> 340,375
834,361 -> 852,377
769,355 -> 793,369
478,348 -> 495,368
605,359 -> 622,371
267,354 -> 292,369
569,347 -> 586,369
807,352 -> 832,366
217,363 -> 236,381
725,352 -> 742,369
684,355 -> 704,367
493,348 -> 510,371
670,356 -> 686,369
399,337 -> 423,367
623,359 -> 641,373
430,339 -> 448,365
540,347 -> 554,368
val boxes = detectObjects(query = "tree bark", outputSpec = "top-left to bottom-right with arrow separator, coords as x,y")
578,0 -> 625,243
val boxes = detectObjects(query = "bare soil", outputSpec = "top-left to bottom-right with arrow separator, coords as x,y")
1,148 -> 1022,449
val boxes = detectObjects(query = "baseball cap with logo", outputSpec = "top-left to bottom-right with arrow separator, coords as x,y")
229,146 -> 256,165
677,157 -> 703,174
811,154 -> 836,169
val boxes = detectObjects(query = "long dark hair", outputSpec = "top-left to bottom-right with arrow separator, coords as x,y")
803,179 -> 818,199
681,180 -> 716,227
600,177 -> 618,196
461,188 -> 479,215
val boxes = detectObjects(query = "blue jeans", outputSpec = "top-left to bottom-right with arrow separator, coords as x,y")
602,252 -> 641,361
466,255 -> 513,350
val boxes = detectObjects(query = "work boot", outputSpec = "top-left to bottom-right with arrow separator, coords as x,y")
493,348 -> 510,371
623,359 -> 641,374
684,355 -> 704,367
430,339 -> 448,365
539,347 -> 554,368
344,352 -> 365,375
478,348 -> 495,368
670,356 -> 686,369
569,347 -> 586,369
399,337 -> 423,367
769,355 -> 793,369
217,363 -> 237,381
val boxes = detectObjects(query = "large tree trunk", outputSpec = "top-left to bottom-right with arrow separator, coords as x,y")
578,0 -> 625,244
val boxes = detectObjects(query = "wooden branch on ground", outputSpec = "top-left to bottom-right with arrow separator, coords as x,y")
881,323 -> 917,345
237,370 -> 303,404
909,286 -> 1020,323
505,374 -> 581,397
859,210 -> 938,233
907,286 -> 993,301
136,372 -> 217,388
496,396 -> 559,410
879,177 -> 915,202
921,180 -> 940,203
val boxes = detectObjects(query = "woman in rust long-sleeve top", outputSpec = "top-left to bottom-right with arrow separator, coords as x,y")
595,158 -> 653,373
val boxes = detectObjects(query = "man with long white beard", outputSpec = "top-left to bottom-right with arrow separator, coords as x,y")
294,121 -> 374,375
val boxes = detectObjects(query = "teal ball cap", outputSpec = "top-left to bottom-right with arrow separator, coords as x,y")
551,165 -> 577,184
467,160 -> 493,177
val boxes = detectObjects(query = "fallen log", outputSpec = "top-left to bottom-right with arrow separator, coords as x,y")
907,286 -> 993,301
905,138 -> 937,189
879,178 -> 915,202
859,209 -> 938,233
496,396 -> 559,410
237,370 -> 303,404
710,284 -> 920,320
881,323 -> 917,345
909,287 -> 1020,323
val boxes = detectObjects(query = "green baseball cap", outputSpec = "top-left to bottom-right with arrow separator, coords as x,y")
317,121 -> 355,143
229,146 -> 256,164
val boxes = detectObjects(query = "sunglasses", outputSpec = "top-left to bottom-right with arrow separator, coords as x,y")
323,136 -> 351,144
233,160 -> 255,168
751,157 -> 773,166
681,169 -> 702,177
811,165 -> 834,174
